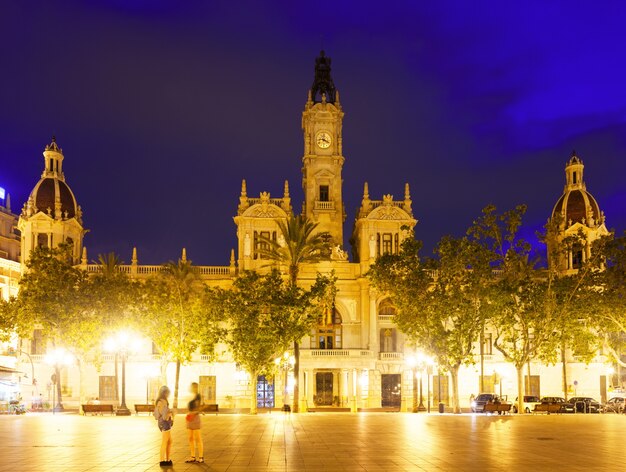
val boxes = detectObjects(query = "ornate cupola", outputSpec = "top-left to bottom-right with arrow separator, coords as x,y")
552,152 -> 603,228
548,151 -> 608,273
18,137 -> 85,265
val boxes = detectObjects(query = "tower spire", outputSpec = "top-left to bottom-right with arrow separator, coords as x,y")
310,50 -> 337,103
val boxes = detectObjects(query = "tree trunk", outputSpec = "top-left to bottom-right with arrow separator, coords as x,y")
293,341 -> 300,413
160,357 -> 169,386
561,343 -> 568,400
55,366 -> 63,410
516,365 -> 524,414
450,365 -> 461,414
173,358 -> 181,409
250,371 -> 258,415
78,360 -> 86,415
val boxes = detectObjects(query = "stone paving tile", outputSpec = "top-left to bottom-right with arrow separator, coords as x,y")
0,413 -> 625,471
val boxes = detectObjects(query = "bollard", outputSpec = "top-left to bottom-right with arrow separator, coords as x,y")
438,402 -> 444,414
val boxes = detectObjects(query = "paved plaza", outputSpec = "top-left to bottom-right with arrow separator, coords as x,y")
0,412 -> 624,471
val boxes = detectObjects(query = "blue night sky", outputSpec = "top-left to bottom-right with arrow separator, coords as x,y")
2,1 -> 626,264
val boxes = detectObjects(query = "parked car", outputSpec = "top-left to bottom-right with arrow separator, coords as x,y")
602,397 -> 625,413
471,393 -> 500,413
512,395 -> 541,413
569,397 -> 601,413
539,396 -> 575,413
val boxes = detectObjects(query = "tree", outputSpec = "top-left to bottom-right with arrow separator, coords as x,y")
536,218 -> 604,399
259,214 -> 330,412
7,245 -> 95,408
593,233 -> 626,367
369,230 -> 493,413
136,258 -> 217,408
216,270 -> 332,414
470,205 -> 566,413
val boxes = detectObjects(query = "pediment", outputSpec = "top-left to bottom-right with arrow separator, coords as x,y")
242,203 -> 287,219
366,205 -> 412,221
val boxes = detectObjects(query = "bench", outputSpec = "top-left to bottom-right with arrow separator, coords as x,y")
134,404 -> 155,415
82,404 -> 115,415
484,403 -> 512,414
201,404 -> 219,415
533,403 -> 562,414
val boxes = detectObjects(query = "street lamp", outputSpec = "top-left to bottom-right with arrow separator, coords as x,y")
275,352 -> 294,412
104,331 -> 140,416
44,348 -> 74,413
406,355 -> 418,413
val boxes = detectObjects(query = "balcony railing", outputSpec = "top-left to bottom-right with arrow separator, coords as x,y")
314,201 -> 335,210
378,315 -> 395,323
301,349 -> 373,358
84,264 -> 232,277
379,352 -> 403,360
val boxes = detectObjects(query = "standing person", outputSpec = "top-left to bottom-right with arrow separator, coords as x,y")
185,382 -> 204,463
155,386 -> 174,467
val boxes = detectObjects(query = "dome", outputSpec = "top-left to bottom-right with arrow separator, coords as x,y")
552,189 -> 601,226
22,137 -> 81,222
29,177 -> 78,219
551,151 -> 604,227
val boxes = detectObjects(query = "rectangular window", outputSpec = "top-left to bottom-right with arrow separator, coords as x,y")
199,375 -> 217,404
319,185 -> 329,202
380,328 -> 397,352
99,376 -> 117,401
382,233 -> 393,255
433,375 -> 450,405
31,329 -> 46,355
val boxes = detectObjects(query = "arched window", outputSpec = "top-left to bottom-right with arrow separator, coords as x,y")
311,309 -> 342,349
378,300 -> 397,319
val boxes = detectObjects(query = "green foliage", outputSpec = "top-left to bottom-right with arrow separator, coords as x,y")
258,214 -> 334,413
593,233 -> 626,364
258,214 -> 331,284
216,269 -> 334,413
369,229 -> 493,412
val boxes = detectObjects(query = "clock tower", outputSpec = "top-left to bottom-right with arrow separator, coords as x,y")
301,51 -> 346,246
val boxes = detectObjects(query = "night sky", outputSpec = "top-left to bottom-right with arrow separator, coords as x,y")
2,2 -> 626,265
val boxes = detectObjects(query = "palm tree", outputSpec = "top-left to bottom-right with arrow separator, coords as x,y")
97,252 -> 123,277
259,214 -> 330,412
160,258 -> 203,408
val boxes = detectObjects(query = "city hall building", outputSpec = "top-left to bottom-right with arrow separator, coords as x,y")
0,52 -> 616,412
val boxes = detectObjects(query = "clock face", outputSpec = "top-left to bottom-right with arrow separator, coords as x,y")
316,131 -> 332,149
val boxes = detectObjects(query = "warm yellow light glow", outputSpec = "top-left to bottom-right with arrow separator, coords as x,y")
406,355 -> 416,368
45,347 -> 74,366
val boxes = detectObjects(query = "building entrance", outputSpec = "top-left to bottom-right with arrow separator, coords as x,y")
315,372 -> 334,406
381,374 -> 401,407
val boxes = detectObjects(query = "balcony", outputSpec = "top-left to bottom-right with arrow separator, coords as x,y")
379,352 -> 403,361
378,315 -> 395,323
301,349 -> 373,358
314,201 -> 335,211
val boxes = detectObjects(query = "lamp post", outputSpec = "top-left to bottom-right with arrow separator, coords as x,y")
406,356 -> 418,413
44,348 -> 74,413
104,332 -> 140,416
275,352 -> 294,412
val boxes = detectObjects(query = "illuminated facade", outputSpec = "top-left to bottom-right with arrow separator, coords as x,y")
10,52 -> 614,412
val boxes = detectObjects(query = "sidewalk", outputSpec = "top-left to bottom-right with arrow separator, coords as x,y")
0,412 -> 623,471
